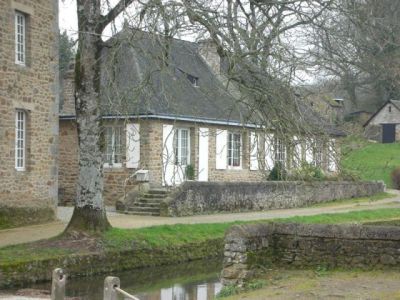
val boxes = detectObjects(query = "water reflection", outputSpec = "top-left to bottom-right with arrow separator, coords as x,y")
136,281 -> 222,300
15,259 -> 222,300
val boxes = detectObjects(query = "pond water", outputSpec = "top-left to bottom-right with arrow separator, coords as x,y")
10,259 -> 223,300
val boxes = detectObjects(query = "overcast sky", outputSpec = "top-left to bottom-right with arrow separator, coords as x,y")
59,0 -> 77,36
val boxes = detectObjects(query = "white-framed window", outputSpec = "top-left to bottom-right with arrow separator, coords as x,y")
104,126 -> 123,167
274,137 -> 286,166
15,12 -> 26,65
313,141 -> 324,167
174,128 -> 190,166
227,132 -> 241,168
15,110 -> 26,171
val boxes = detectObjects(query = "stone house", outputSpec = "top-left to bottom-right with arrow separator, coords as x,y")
59,29 -> 343,205
364,100 -> 400,143
0,0 -> 59,226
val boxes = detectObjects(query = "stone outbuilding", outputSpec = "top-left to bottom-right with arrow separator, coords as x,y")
59,29 -> 344,207
0,0 -> 59,226
364,100 -> 400,143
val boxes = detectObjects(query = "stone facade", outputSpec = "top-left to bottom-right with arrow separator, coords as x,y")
222,223 -> 400,286
59,118 -> 265,205
0,0 -> 59,223
160,180 -> 385,216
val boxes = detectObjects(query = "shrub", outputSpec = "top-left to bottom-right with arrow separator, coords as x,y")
216,284 -> 240,298
337,168 -> 360,181
290,162 -> 325,181
185,164 -> 195,180
268,162 -> 287,181
391,167 -> 400,189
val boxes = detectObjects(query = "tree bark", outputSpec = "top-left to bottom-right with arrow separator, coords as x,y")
65,0 -> 111,233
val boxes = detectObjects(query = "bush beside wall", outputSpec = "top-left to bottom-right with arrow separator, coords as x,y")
161,181 -> 385,217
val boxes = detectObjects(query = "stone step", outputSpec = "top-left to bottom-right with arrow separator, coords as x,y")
132,202 -> 161,208
142,193 -> 168,199
147,189 -> 169,195
128,206 -> 160,213
137,198 -> 163,203
125,210 -> 160,216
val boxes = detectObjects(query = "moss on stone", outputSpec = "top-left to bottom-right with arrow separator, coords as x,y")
0,206 -> 55,230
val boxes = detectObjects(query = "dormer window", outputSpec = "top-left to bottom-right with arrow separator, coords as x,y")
187,74 -> 199,87
176,68 -> 199,87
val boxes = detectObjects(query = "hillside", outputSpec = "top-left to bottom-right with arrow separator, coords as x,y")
342,141 -> 400,188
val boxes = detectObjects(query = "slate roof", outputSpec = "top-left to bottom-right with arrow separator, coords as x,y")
363,99 -> 400,127
98,29 -> 246,124
60,28 -> 344,136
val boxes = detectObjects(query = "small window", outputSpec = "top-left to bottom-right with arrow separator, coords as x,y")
227,132 -> 241,167
15,110 -> 26,171
104,126 -> 123,167
389,106 -> 392,113
174,128 -> 190,166
15,12 -> 26,66
313,141 -> 323,167
274,137 -> 286,166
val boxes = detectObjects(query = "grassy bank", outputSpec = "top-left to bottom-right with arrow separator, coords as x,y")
342,142 -> 400,187
308,192 -> 394,208
1,205 -> 400,287
2,207 -> 400,266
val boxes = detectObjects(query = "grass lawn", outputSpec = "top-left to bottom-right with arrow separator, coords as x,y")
342,141 -> 400,187
308,192 -> 395,208
2,207 -> 400,266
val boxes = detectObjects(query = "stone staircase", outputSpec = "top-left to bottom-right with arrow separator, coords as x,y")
126,189 -> 169,216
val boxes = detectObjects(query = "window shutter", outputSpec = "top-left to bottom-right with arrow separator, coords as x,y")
293,136 -> 302,168
198,128 -> 209,181
328,139 -> 337,172
215,129 -> 227,170
265,133 -> 274,170
126,123 -> 140,168
162,124 -> 175,186
305,139 -> 313,164
250,131 -> 259,171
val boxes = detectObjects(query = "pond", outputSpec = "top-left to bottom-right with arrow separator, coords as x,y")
7,259 -> 223,300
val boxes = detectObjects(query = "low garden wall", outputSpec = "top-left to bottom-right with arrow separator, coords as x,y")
222,223 -> 400,286
160,181 -> 385,217
0,206 -> 55,229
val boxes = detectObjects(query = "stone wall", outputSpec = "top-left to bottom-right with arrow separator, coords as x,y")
59,121 -> 138,205
161,181 -> 385,216
0,237 -> 224,288
0,0 -> 59,219
222,223 -> 400,286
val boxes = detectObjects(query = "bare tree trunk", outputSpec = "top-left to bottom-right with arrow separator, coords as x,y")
65,0 -> 110,232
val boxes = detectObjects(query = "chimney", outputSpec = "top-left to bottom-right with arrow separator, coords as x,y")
198,39 -> 221,75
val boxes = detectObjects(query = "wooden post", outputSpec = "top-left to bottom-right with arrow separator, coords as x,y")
51,268 -> 66,300
104,276 -> 120,300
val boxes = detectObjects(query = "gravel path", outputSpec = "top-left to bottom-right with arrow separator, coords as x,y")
0,191 -> 399,248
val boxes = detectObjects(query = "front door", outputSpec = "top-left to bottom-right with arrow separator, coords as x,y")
382,124 -> 396,143
162,125 -> 190,186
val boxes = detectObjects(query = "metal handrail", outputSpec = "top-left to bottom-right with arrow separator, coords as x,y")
47,268 -> 140,300
115,286 -> 140,300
